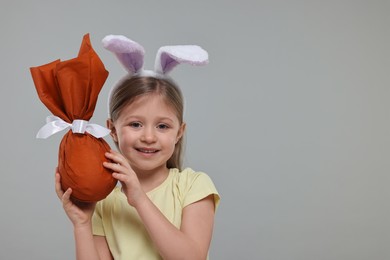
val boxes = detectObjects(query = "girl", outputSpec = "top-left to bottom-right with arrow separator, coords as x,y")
55,35 -> 220,260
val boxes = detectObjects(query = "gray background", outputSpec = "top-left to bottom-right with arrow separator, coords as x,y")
0,1 -> 389,259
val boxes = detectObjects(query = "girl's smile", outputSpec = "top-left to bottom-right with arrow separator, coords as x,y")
136,148 -> 160,154
135,147 -> 161,159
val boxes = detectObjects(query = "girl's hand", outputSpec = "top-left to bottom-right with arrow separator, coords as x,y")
55,168 -> 96,227
103,150 -> 146,207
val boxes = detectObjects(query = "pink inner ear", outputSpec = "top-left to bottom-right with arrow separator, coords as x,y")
160,53 -> 179,74
116,52 -> 144,74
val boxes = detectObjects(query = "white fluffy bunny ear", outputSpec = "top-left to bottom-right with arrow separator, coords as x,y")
154,45 -> 209,75
102,35 -> 145,75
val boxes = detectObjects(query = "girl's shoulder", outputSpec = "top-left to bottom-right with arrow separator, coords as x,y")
170,167 -> 214,186
170,167 -> 220,208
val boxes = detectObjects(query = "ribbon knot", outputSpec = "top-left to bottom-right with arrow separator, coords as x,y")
71,119 -> 88,134
36,115 -> 111,139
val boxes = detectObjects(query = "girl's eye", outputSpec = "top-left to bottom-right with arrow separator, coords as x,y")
157,124 -> 169,130
129,122 -> 142,128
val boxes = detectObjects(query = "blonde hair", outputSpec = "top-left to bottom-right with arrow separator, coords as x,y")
109,76 -> 185,170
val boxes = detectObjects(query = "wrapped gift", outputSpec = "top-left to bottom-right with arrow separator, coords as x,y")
31,34 -> 117,202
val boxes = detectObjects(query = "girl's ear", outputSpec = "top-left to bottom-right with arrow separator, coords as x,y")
176,123 -> 186,144
107,119 -> 118,143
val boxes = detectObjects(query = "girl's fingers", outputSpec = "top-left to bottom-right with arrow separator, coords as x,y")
55,169 -> 73,204
55,171 -> 64,199
105,150 -> 127,165
103,151 -> 132,174
55,170 -> 73,208
103,161 -> 126,173
112,172 -> 130,183
62,187 -> 72,202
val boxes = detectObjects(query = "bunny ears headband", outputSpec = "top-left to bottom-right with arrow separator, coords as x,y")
102,35 -> 209,111
103,34 -> 209,76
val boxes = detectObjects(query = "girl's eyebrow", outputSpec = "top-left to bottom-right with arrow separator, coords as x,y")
121,115 -> 140,121
157,116 -> 175,123
122,114 -> 176,123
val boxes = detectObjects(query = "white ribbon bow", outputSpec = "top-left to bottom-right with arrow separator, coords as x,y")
36,115 -> 111,139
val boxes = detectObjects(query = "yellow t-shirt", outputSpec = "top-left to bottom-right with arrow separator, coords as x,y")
92,168 -> 220,260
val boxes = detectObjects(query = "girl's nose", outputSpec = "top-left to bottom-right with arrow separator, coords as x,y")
141,127 -> 157,143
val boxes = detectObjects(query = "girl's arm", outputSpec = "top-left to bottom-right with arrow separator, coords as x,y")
136,194 -> 215,260
55,171 -> 113,260
94,235 -> 114,260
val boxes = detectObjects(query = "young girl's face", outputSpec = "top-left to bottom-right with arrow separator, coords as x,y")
109,93 -> 185,174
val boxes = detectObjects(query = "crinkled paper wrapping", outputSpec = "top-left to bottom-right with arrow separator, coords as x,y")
30,34 -> 117,202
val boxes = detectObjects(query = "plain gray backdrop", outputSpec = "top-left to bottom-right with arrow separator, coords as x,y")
0,1 -> 389,259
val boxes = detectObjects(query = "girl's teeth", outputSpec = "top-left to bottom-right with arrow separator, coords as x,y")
139,149 -> 156,153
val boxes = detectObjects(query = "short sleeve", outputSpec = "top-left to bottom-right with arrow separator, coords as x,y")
92,201 -> 105,236
181,170 -> 220,210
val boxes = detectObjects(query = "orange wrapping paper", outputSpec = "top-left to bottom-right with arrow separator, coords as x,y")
31,34 -> 117,202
